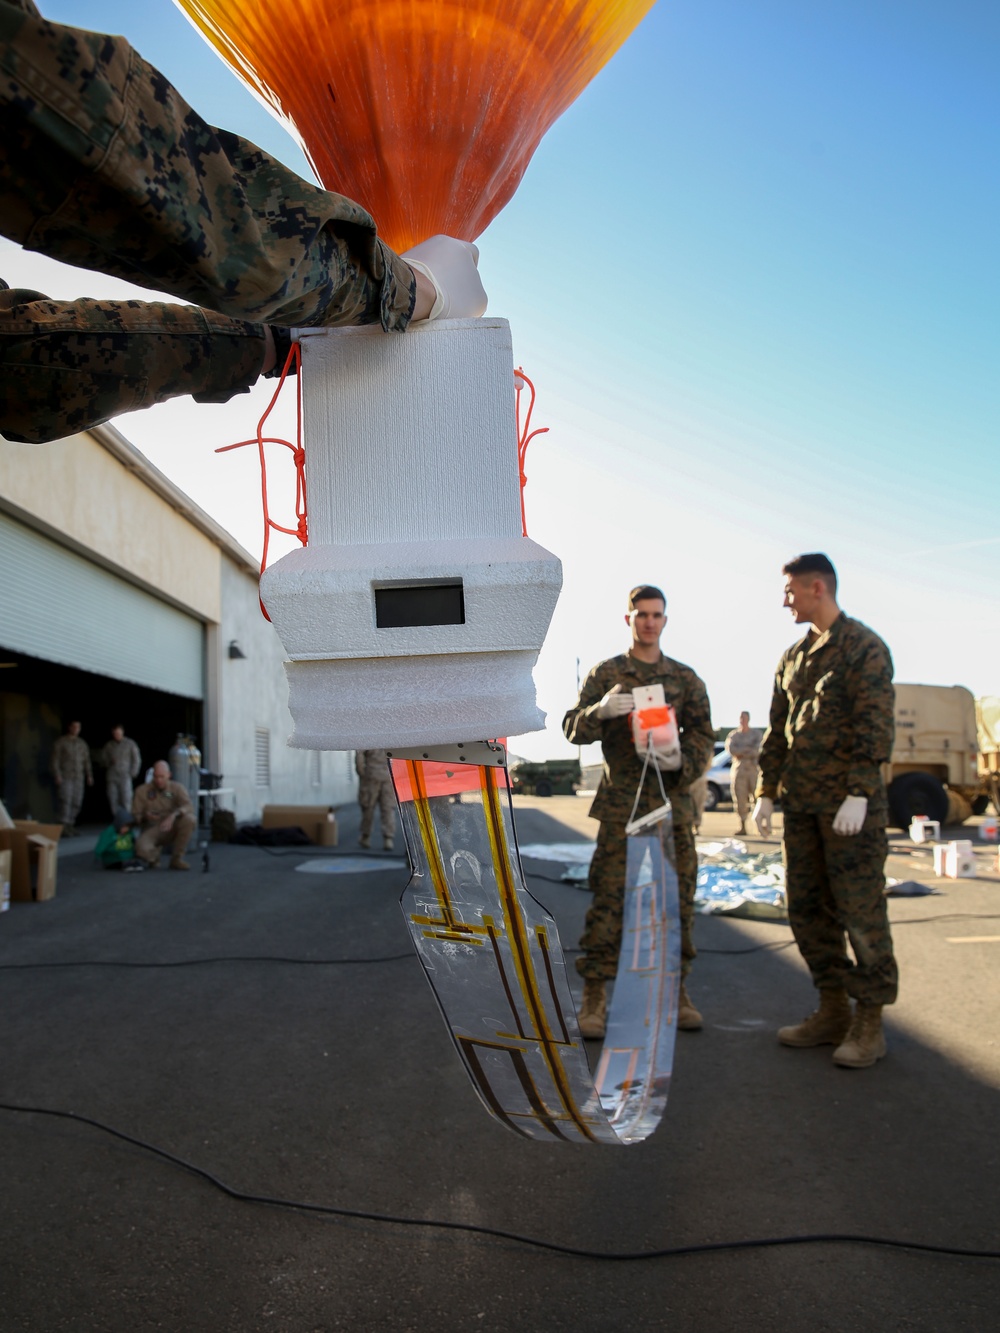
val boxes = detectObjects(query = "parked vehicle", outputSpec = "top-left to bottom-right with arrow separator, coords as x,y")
510,758 -> 581,797
702,752 -> 733,812
886,684 -> 996,828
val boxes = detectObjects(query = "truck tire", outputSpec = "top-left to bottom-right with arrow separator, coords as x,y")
971,794 -> 990,816
888,772 -> 948,830
704,783 -> 721,812
535,779 -> 553,798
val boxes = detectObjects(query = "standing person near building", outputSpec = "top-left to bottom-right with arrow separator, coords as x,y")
100,724 -> 142,818
563,585 -> 715,1039
131,760 -> 197,870
753,554 -> 898,1069
51,719 -> 93,834
726,711 -> 762,836
355,750 -> 396,851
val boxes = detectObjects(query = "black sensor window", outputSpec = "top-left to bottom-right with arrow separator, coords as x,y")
374,582 -> 465,628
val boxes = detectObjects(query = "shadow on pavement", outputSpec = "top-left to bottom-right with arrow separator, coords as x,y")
1,811 -> 998,1332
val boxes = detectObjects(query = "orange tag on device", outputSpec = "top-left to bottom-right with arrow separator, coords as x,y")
630,685 -> 679,757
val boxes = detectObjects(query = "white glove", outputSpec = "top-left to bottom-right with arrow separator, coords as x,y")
402,236 -> 488,320
596,687 -> 634,720
832,795 -> 868,836
753,797 -> 774,838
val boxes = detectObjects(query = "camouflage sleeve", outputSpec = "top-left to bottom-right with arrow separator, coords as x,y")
677,675 -> 714,789
846,634 -> 895,799
0,287 -> 267,444
129,740 -> 141,779
355,751 -> 366,779
83,744 -> 93,783
562,663 -> 612,747
757,659 -> 790,801
0,1 -> 415,331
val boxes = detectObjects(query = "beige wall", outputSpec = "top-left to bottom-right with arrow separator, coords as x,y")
0,434 -> 221,621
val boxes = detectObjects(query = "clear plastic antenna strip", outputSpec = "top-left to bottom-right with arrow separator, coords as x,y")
390,747 -> 681,1145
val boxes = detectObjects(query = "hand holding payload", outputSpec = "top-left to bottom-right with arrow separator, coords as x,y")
403,237 -> 488,321
596,686 -> 635,720
631,685 -> 682,772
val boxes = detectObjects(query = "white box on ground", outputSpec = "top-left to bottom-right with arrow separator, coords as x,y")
909,818 -> 940,843
261,318 -> 562,749
979,815 -> 998,841
933,840 -> 977,878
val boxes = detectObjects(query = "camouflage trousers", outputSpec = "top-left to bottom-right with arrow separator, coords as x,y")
359,777 -> 396,844
55,777 -> 85,826
783,810 -> 898,1005
0,0 -> 413,328
578,816 -> 698,982
106,772 -> 134,819
730,761 -> 759,822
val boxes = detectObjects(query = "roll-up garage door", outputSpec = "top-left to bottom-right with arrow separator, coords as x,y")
0,512 -> 204,699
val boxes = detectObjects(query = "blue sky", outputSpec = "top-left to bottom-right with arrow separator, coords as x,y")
9,1 -> 999,763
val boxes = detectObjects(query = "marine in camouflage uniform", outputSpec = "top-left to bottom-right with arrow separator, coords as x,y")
355,749 -> 396,851
0,0 -> 417,442
725,716 -> 762,831
51,720 -> 93,829
99,727 -> 142,818
758,613 -> 898,1009
563,654 -> 715,984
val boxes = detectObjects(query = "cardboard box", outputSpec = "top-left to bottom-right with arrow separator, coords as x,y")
909,818 -> 940,844
0,848 -> 10,912
260,804 -> 338,846
979,816 -> 998,842
933,840 -> 977,879
0,821 -> 63,902
27,834 -> 58,901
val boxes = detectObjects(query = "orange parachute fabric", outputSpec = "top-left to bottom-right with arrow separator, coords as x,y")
174,0 -> 656,252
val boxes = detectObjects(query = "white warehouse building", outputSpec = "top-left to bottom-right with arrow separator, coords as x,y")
0,422 -> 357,826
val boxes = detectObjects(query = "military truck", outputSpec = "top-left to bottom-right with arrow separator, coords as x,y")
509,758 -> 582,798
886,684 -> 995,828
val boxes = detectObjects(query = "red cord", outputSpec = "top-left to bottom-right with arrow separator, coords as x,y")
215,341 -> 306,620
514,366 -> 549,537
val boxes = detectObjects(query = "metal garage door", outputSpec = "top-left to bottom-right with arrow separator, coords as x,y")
0,512 -> 204,698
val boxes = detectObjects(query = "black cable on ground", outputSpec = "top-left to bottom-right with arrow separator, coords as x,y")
0,1101 -> 997,1263
2,914 -> 997,971
0,953 -> 414,971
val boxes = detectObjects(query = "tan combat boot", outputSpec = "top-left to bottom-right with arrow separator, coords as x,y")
778,989 -> 851,1047
678,983 -> 703,1031
169,856 -> 190,871
833,1003 -> 886,1068
578,979 -> 607,1040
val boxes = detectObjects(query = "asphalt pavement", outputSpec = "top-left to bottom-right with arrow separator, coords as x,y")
2,798 -> 998,1332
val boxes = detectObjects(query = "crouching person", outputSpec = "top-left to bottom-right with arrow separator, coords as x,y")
132,761 -> 196,870
94,808 -> 145,872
